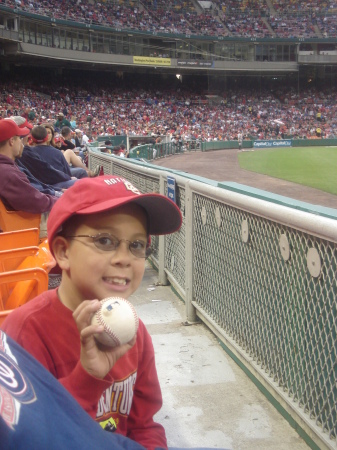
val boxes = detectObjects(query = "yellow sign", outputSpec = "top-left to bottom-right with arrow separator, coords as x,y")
133,56 -> 171,66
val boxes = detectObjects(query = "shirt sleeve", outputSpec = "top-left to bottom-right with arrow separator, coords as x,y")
60,361 -> 114,417
2,167 -> 57,214
64,140 -> 76,150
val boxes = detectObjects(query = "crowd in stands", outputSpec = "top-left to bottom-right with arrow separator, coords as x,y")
270,0 -> 337,14
190,12 -> 225,37
0,71 -> 336,218
316,14 -> 337,36
269,14 -> 317,38
223,14 -> 272,37
1,75 -> 336,144
216,0 -> 269,15
2,0 -> 337,38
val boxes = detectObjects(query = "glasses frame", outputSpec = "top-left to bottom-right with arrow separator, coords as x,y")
65,233 -> 152,258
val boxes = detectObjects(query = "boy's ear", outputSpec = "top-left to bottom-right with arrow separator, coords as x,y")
51,236 -> 71,270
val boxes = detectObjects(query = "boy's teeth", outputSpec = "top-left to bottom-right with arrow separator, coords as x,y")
109,277 -> 126,285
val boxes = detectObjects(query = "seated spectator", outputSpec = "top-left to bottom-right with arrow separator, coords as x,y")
112,145 -> 124,156
0,119 -> 57,215
31,126 -> 72,173
54,112 -> 71,130
31,125 -> 88,180
61,125 -> 86,162
7,116 -> 62,197
74,129 -> 86,148
19,127 -> 76,189
120,144 -> 128,157
60,126 -> 76,151
75,128 -> 90,147
99,140 -> 113,153
20,144 -> 76,190
44,124 -> 100,177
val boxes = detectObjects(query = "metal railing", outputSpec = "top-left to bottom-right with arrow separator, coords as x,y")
128,142 -> 187,160
88,149 -> 337,450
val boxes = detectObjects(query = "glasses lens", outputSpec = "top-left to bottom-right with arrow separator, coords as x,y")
93,234 -> 119,251
129,240 -> 147,258
91,234 -> 148,258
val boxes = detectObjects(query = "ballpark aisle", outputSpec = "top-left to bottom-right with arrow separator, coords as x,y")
130,263 -> 309,450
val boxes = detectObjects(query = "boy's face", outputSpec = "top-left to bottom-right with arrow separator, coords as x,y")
57,204 -> 148,311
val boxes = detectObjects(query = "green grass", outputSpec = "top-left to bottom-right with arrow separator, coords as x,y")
238,147 -> 337,195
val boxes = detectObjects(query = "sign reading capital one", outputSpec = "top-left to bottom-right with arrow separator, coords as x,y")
253,140 -> 292,148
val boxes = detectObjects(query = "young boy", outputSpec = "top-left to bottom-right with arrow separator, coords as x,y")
2,175 -> 182,450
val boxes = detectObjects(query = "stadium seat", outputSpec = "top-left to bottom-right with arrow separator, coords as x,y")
0,246 -> 41,273
0,239 -> 55,274
0,230 -> 55,325
0,267 -> 49,326
0,199 -> 42,234
0,228 -> 40,250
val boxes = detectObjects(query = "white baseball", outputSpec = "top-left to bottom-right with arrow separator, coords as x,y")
91,297 -> 139,347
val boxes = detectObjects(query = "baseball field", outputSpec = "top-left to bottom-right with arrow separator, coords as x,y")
238,146 -> 337,195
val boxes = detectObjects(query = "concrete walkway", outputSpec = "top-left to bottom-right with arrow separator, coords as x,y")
130,263 -> 310,450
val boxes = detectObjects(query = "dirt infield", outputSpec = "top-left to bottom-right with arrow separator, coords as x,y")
154,149 -> 337,210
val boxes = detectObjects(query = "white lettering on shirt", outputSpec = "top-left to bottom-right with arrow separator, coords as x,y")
96,372 -> 137,419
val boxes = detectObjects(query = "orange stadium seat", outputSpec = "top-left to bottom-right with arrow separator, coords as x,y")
0,228 -> 40,250
0,238 -> 55,275
0,200 -> 41,231
0,231 -> 55,326
0,246 -> 41,273
0,267 -> 49,327
0,200 -> 48,242
0,199 -> 42,233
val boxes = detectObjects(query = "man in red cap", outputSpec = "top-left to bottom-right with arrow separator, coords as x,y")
0,119 -> 57,216
6,116 -> 64,198
5,115 -> 33,148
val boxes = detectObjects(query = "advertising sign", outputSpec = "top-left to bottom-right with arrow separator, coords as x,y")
167,176 -> 176,204
133,56 -> 171,66
253,140 -> 292,148
177,60 -> 214,67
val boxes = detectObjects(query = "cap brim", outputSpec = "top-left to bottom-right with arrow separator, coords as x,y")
17,126 -> 30,136
76,193 -> 182,235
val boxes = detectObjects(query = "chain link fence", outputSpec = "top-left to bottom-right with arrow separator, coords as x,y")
89,150 -> 337,449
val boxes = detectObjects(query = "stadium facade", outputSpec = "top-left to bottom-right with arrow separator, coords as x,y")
0,2 -> 336,88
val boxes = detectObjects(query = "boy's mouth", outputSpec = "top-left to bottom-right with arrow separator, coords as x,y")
103,277 -> 127,286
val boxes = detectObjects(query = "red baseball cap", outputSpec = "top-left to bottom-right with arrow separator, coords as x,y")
54,135 -> 64,144
20,118 -> 33,130
0,119 -> 30,141
6,116 -> 33,130
47,176 -> 182,247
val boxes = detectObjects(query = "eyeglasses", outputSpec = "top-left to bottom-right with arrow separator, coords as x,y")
65,233 -> 151,258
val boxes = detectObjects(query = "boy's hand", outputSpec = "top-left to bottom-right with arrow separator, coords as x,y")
73,300 -> 136,379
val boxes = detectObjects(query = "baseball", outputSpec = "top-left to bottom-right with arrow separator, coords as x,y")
91,297 -> 139,347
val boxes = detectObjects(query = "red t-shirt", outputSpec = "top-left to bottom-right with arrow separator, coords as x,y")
2,289 -> 167,450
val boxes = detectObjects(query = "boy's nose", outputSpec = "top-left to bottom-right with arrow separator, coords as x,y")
110,241 -> 132,262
